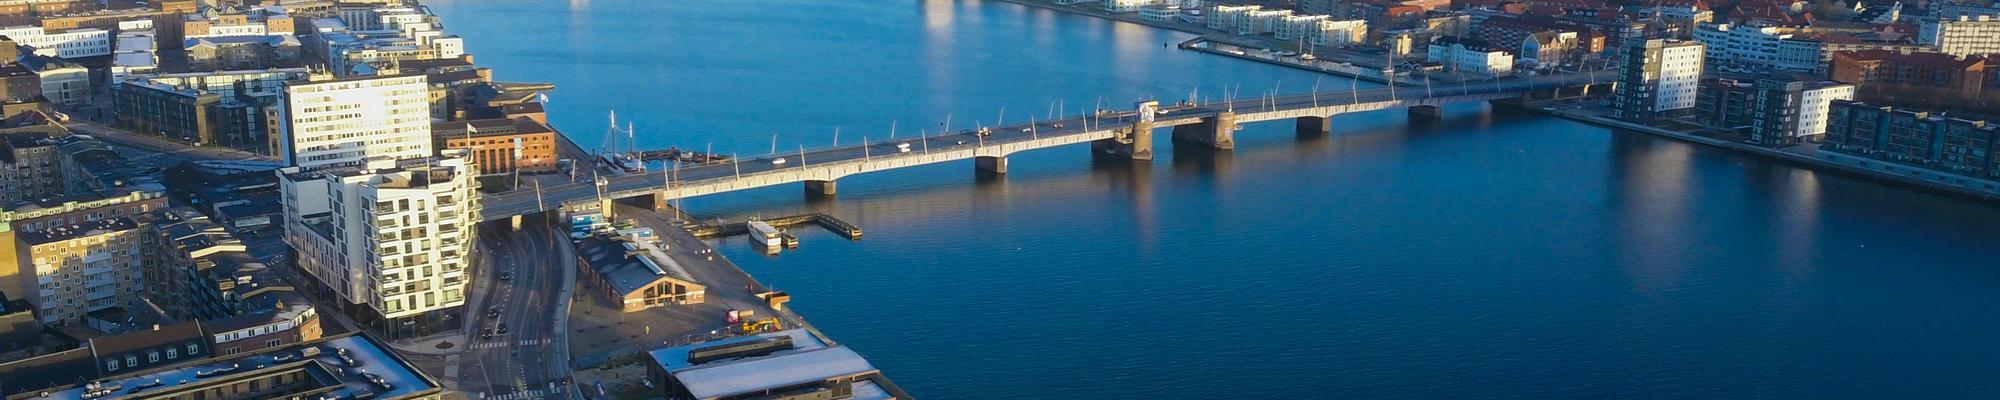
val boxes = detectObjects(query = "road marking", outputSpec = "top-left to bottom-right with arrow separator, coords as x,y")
489,388 -> 549,400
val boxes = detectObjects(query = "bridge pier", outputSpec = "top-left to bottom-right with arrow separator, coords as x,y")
653,192 -> 672,211
1091,121 -> 1155,161
1295,115 -> 1331,137
1171,111 -> 1236,150
975,155 -> 1008,176
1409,105 -> 1443,120
510,214 -> 523,231
804,180 -> 837,198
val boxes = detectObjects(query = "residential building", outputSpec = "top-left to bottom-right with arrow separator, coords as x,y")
278,73 -> 432,169
1824,100 -> 2000,179
1829,50 -> 1990,94
1614,39 -> 1705,120
576,231 -> 705,313
431,117 -> 560,174
1691,23 -> 1813,72
280,152 -> 477,339
1748,78 -> 1855,145
1921,15 -> 2000,56
185,34 -> 303,71
1206,5 -> 1261,31
646,329 -> 909,400
0,25 -> 109,58
1310,19 -> 1368,46
180,5 -> 294,40
1934,1 -> 2000,20
0,217 -> 148,324
1427,36 -> 1515,76
1139,4 -> 1179,21
1695,76 -> 1758,133
1478,15 -> 1598,64
0,131 -> 61,204
113,68 -> 311,151
146,208 -> 322,356
17,56 -> 84,107
1104,0 -> 1146,13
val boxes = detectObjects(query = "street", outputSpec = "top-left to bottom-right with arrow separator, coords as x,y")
457,217 -> 577,400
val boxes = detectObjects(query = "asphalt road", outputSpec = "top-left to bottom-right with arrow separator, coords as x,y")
479,70 -> 1611,218
461,217 -> 576,400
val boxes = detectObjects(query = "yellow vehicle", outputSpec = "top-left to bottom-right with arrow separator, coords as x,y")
742,318 -> 782,333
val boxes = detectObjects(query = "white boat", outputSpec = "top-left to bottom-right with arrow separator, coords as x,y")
600,153 -> 645,173
747,221 -> 782,250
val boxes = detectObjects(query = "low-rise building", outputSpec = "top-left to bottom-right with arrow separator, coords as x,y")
575,231 -> 705,313
431,117 -> 560,174
184,34 -> 303,71
180,5 -> 294,40
0,333 -> 441,400
17,56 -> 85,107
1829,50 -> 1990,94
1427,36 -> 1514,76
646,329 -> 909,400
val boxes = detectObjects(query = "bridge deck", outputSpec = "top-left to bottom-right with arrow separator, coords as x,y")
479,73 -> 1606,220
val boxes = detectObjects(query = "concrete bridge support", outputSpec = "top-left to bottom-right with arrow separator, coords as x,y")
1092,120 -> 1155,161
805,180 -> 837,198
653,191 -> 672,211
1409,105 -> 1443,120
1295,115 -> 1331,137
975,155 -> 1008,176
1172,111 -> 1236,150
511,214 -> 523,230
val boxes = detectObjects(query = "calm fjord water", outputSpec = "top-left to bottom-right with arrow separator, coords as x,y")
429,0 -> 2000,397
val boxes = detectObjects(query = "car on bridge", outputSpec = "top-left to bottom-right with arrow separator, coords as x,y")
772,158 -> 787,165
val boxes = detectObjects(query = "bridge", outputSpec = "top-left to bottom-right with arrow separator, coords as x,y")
479,72 -> 1612,221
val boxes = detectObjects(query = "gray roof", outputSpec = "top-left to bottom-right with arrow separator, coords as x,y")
576,235 -> 700,295
648,329 -> 881,400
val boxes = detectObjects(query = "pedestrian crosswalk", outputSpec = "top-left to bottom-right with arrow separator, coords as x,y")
471,338 -> 552,350
485,388 -> 552,400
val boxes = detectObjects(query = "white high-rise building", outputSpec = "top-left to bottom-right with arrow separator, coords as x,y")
1921,15 -> 2000,56
278,73 -> 433,169
280,151 -> 478,339
0,26 -> 111,59
1614,39 -> 1705,119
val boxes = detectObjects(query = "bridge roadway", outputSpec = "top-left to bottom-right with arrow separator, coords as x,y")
479,72 -> 1606,221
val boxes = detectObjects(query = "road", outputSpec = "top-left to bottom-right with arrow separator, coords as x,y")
59,119 -> 276,167
480,70 -> 1611,218
460,217 -> 576,400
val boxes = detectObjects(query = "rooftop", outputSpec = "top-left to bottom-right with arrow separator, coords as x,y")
576,234 -> 701,296
18,217 -> 139,245
1835,49 -> 1987,68
34,334 -> 435,400
648,329 -> 896,400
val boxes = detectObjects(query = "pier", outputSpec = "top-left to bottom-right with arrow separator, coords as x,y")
686,213 -> 865,240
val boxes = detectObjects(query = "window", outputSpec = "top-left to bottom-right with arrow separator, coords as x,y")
267,339 -> 282,348
148,351 -> 159,363
126,355 -> 136,367
187,344 -> 200,355
167,348 -> 177,359
106,360 -> 118,371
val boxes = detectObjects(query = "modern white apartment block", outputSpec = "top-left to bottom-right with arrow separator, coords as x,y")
278,73 -> 433,169
1693,23 -> 1808,71
1312,19 -> 1367,46
1206,5 -> 1261,30
1273,14 -> 1329,41
1614,39 -> 1705,119
1104,0 -> 1146,13
1427,37 -> 1514,76
1921,15 -> 2000,56
280,151 -> 478,339
0,25 -> 110,58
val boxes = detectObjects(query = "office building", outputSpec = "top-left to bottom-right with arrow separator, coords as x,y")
278,73 -> 432,169
280,152 -> 477,339
1614,39 -> 1705,120
17,56 -> 84,107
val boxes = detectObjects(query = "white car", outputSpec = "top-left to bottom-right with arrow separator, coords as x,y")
897,143 -> 912,153
771,158 -> 787,165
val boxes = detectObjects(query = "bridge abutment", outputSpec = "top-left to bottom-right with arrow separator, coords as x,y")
653,192 -> 672,211
975,155 -> 1008,175
1409,105 -> 1443,120
1295,115 -> 1331,137
805,180 -> 837,198
1172,111 -> 1236,150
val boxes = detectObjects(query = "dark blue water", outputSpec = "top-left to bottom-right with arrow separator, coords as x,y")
429,0 -> 2000,398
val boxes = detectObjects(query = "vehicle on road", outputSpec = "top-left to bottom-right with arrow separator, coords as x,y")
897,143 -> 911,152
1051,123 -> 1063,128
496,323 -> 509,335
488,307 -> 500,318
479,329 -> 492,340
771,158 -> 787,165
499,270 -> 513,281
977,127 -> 992,137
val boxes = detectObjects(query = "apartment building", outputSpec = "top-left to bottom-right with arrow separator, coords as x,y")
1921,15 -> 2000,56
1614,39 -> 1705,120
280,152 -> 477,339
278,73 -> 432,169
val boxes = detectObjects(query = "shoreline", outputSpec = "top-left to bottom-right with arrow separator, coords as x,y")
989,0 -> 1413,84
1531,104 -> 2000,203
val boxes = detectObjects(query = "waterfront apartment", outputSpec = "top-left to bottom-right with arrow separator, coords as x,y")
1824,100 -> 2000,180
1614,39 -> 1705,120
1427,36 -> 1514,76
646,329 -> 908,400
277,73 -> 433,169
280,152 -> 477,339
1829,50 -> 1991,95
1921,15 -> 2000,57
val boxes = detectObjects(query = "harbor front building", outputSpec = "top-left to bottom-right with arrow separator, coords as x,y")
281,152 -> 478,339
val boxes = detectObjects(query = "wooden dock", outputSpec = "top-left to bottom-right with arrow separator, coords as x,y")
687,212 -> 863,240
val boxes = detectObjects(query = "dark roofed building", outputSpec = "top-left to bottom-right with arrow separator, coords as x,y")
85,322 -> 210,375
575,233 -> 705,313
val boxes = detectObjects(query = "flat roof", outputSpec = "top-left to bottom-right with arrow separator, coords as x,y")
19,217 -> 139,245
35,335 -> 434,400
648,329 -> 883,400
